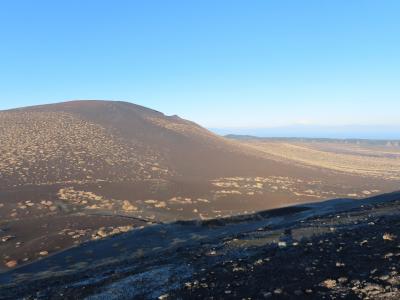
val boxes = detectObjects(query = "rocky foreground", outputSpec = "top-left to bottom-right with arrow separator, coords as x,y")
1,191 -> 400,299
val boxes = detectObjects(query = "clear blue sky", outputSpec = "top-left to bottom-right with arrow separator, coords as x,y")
0,0 -> 399,129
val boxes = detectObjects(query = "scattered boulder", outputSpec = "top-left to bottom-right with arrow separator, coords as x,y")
383,233 -> 396,241
122,200 -> 138,212
1,235 -> 15,242
5,260 -> 17,268
322,279 -> 337,289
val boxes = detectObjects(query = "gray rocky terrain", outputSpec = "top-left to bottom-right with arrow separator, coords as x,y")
1,191 -> 399,299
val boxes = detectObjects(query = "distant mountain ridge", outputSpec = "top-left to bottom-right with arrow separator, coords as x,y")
226,134 -> 400,147
212,124 -> 400,140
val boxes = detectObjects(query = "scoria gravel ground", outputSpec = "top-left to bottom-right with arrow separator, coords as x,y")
1,191 -> 400,299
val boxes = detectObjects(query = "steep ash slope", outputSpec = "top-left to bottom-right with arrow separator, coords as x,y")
11,100 -> 300,180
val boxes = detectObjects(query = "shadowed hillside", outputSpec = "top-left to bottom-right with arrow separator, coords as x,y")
1,192 -> 400,299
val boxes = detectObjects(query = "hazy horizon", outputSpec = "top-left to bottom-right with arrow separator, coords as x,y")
211,124 -> 400,140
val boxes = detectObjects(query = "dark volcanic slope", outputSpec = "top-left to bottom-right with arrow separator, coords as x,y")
0,100 -> 399,271
0,100 -> 227,187
0,100 -> 308,187
1,100 -> 397,193
1,192 -> 400,299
